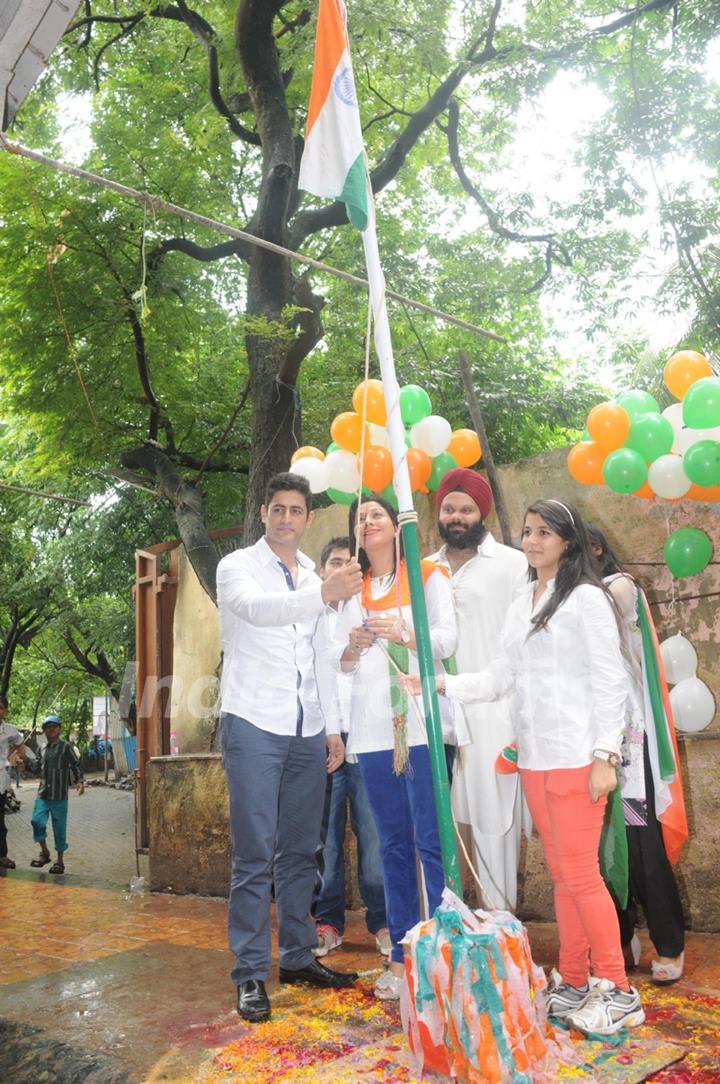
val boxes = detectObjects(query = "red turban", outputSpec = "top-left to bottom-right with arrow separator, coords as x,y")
435,468 -> 493,519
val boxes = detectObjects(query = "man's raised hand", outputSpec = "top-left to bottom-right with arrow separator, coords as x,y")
321,558 -> 363,603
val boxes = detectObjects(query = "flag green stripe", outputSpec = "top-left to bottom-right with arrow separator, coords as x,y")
340,152 -> 368,231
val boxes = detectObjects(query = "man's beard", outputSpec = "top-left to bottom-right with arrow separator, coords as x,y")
438,519 -> 487,550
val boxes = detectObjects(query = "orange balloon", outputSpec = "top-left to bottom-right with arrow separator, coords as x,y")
632,480 -> 655,500
407,447 -> 432,492
587,402 -> 631,451
291,445 -> 324,464
361,446 -> 393,492
567,441 -> 606,485
447,429 -> 481,468
352,379 -> 387,425
685,482 -> 720,502
663,350 -> 712,400
330,412 -> 369,454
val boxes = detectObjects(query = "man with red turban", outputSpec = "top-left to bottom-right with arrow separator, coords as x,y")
429,468 -> 531,910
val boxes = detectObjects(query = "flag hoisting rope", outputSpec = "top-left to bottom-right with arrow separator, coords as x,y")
299,0 -> 461,893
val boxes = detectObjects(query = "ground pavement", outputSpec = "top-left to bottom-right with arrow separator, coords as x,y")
1,782 -> 718,1083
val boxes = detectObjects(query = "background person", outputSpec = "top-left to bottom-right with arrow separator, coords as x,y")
1,697 -> 29,869
312,536 -> 390,960
403,499 -> 644,1037
587,525 -> 686,984
30,714 -> 84,875
335,494 -> 467,1001
429,468 -> 530,910
216,472 -> 363,1024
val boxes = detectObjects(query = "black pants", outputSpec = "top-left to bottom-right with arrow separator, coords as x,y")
617,741 -> 685,958
0,798 -> 8,858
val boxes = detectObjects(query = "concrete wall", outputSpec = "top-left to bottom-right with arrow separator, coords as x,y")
149,449 -> 720,929
169,548 -> 220,754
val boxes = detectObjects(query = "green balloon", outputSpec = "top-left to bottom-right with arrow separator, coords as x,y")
326,441 -> 341,455
615,389 -> 659,420
683,439 -> 720,486
381,482 -> 398,509
602,447 -> 647,493
682,377 -> 720,429
427,451 -> 458,492
625,413 -> 674,462
581,427 -> 591,441
327,486 -> 354,505
664,527 -> 713,578
399,384 -> 432,426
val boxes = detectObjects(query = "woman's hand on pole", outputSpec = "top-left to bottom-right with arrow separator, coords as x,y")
588,758 -> 617,803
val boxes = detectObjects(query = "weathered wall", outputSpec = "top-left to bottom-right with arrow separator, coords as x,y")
169,548 -> 220,754
150,448 -> 720,929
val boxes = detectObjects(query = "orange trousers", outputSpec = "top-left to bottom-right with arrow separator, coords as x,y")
521,765 -> 628,990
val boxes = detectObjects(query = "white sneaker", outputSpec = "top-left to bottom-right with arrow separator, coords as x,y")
312,924 -> 342,957
375,927 -> 392,958
374,969 -> 403,1000
545,969 -> 592,1019
566,978 -> 645,1036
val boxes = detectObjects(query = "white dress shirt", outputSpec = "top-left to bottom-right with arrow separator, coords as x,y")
0,722 -> 23,793
217,536 -> 328,736
444,579 -> 628,771
334,567 -> 468,755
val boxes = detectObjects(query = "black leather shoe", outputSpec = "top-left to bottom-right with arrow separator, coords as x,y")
279,958 -> 357,988
236,979 -> 271,1022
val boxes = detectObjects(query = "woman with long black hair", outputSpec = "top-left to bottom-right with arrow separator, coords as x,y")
404,498 -> 645,1036
335,493 -> 467,1000
587,525 -> 686,984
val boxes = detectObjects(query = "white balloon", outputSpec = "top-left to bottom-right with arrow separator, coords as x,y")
368,423 -> 391,450
661,403 -> 684,454
410,415 -> 452,457
660,634 -> 698,685
325,449 -> 360,492
647,454 -> 691,499
291,456 -> 328,494
669,676 -> 716,733
678,423 -> 720,455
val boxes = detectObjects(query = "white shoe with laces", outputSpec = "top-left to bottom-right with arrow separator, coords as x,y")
545,969 -> 592,1019
565,977 -> 645,1036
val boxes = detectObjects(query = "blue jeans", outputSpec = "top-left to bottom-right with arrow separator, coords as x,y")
358,745 -> 446,964
31,798 -> 69,853
313,737 -> 386,935
220,713 -> 327,985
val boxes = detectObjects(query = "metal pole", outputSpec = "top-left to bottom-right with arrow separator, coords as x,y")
362,209 -> 461,893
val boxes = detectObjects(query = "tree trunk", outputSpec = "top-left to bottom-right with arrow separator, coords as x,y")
121,444 -> 220,601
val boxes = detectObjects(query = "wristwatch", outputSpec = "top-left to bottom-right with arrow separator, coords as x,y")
593,749 -> 621,768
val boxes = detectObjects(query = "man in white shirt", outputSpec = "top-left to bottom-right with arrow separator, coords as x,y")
429,468 -> 530,910
0,696 -> 29,869
217,472 -> 363,1023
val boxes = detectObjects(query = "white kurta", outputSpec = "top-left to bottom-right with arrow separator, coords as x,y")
429,534 -> 530,910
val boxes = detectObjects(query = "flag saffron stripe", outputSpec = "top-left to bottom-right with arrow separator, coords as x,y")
305,0 -> 347,135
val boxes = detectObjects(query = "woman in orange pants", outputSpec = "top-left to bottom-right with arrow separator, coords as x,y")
404,498 -> 644,1037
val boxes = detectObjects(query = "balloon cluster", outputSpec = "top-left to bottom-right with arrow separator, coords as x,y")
289,380 -> 481,506
660,633 -> 715,733
568,350 -> 717,578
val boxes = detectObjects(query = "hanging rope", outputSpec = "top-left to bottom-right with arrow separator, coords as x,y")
0,134 -> 505,343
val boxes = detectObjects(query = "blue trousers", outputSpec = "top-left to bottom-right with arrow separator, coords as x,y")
358,745 -> 446,964
313,736 -> 386,935
31,798 -> 69,853
220,713 -> 327,985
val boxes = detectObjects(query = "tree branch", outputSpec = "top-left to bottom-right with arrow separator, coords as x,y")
147,236 -> 252,271
443,97 -> 571,291
175,0 -> 262,145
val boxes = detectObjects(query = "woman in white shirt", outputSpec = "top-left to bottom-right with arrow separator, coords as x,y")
337,494 -> 463,1001
403,499 -> 644,1037
587,525 -> 685,984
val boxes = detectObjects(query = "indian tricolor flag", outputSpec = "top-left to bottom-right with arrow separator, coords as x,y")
298,0 -> 368,231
